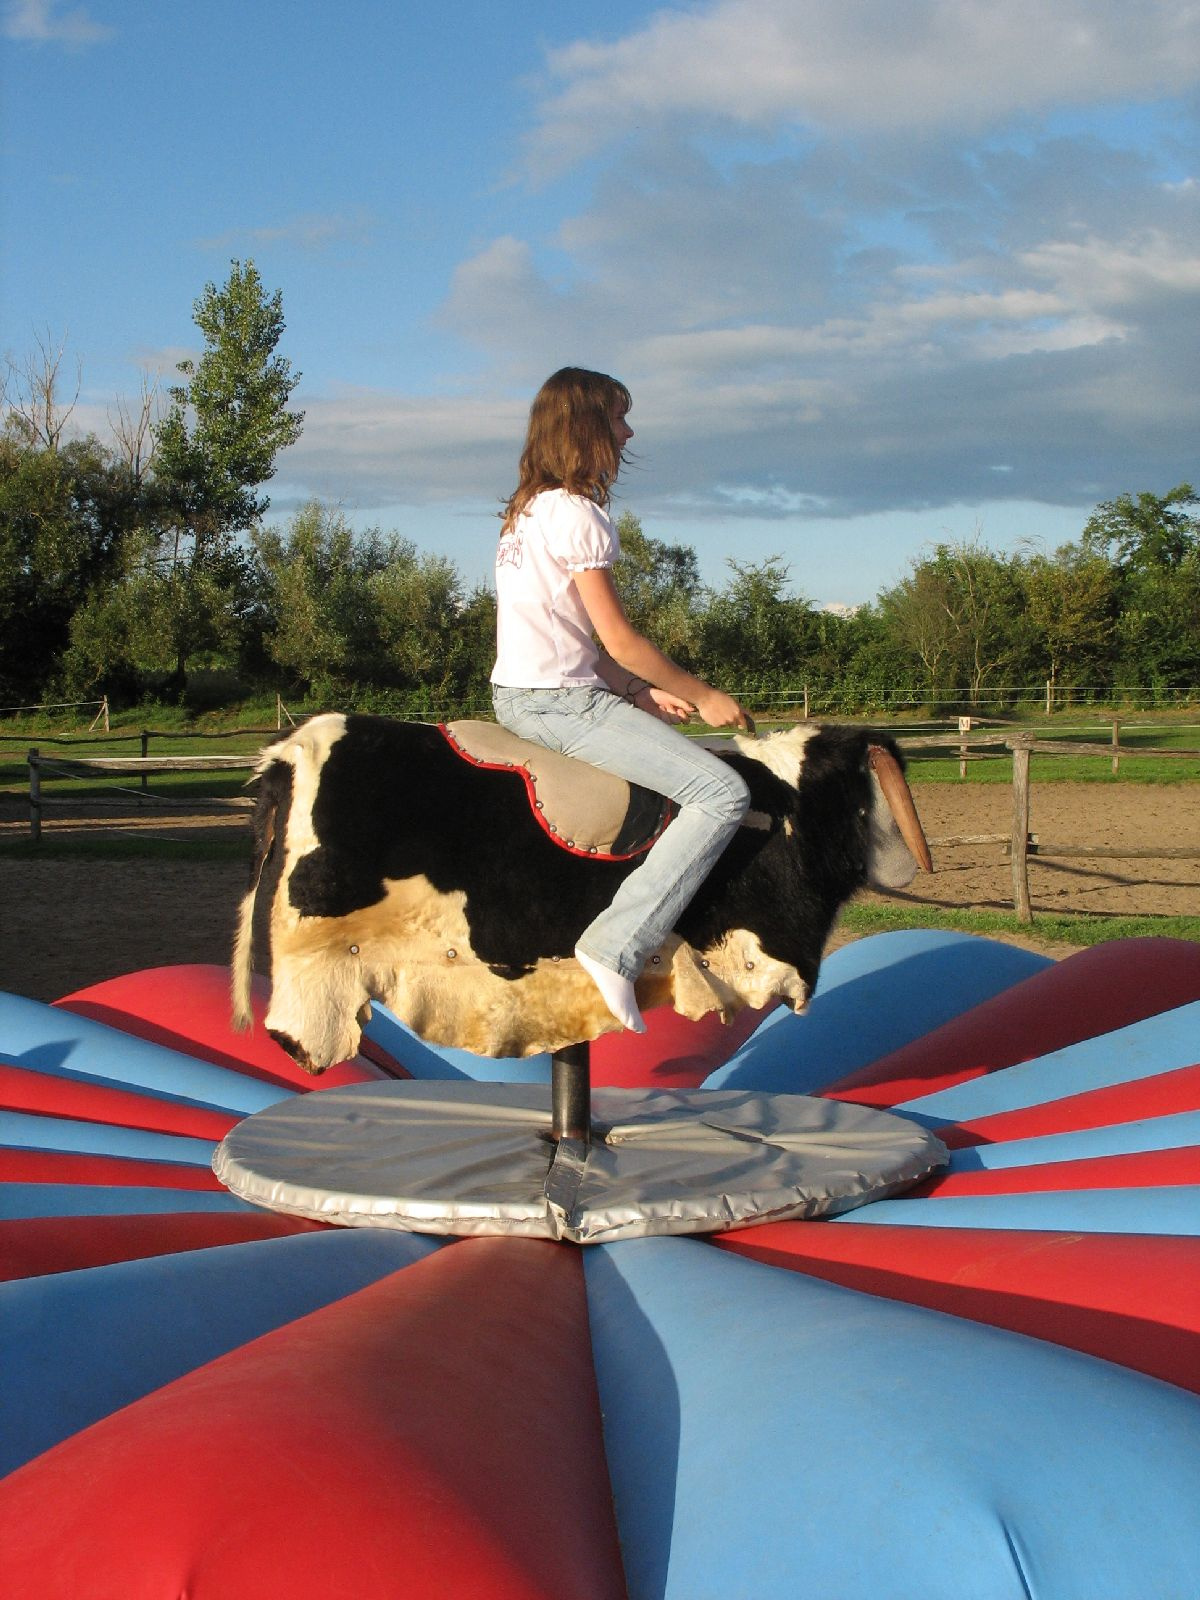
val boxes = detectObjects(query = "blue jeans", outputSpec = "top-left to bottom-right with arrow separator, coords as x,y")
492,685 -> 750,979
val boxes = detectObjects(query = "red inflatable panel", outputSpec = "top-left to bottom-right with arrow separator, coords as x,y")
591,1000 -> 773,1088
941,1061 -> 1200,1149
914,1145 -> 1200,1197
0,1212 -> 325,1283
713,1222 -> 1200,1393
0,1148 -> 223,1191
0,1061 -> 239,1140
56,965 -> 402,1089
824,939 -> 1200,1106
0,1237 -> 628,1600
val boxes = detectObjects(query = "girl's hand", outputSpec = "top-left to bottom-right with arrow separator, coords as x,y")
636,687 -> 695,723
695,687 -> 753,731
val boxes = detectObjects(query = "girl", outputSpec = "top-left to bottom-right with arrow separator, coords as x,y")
491,367 -> 752,1033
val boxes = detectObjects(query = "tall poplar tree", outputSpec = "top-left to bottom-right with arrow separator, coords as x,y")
150,260 -> 304,687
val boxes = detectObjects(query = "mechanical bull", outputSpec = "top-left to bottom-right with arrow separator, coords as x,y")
232,713 -> 932,1070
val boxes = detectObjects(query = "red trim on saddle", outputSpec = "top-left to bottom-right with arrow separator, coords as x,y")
438,724 -> 668,862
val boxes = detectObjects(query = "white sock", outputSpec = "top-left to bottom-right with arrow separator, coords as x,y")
575,946 -> 647,1033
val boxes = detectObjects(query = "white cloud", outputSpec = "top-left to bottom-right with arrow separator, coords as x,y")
1019,231 -> 1200,307
193,211 -> 376,255
277,386 -> 528,509
127,344 -> 196,380
3,0 -> 112,46
430,196 -> 1199,520
527,0 -> 1199,174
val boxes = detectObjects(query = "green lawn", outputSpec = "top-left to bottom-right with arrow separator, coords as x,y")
841,900 -> 1200,948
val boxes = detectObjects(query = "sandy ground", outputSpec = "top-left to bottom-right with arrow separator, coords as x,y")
1,782 -> 1197,1003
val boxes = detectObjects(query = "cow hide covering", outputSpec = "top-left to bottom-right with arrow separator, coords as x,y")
235,714 -> 923,1065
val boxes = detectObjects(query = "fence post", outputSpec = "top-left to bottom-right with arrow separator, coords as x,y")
140,730 -> 150,791
1010,734 -> 1033,923
1045,679 -> 1052,716
803,684 -> 809,720
1112,718 -> 1120,776
958,715 -> 971,779
28,748 -> 41,843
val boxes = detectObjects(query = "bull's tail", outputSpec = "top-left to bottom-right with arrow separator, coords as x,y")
231,885 -> 258,1032
230,755 -> 286,1033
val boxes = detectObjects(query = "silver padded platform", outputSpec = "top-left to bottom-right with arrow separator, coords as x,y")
213,1081 -> 947,1245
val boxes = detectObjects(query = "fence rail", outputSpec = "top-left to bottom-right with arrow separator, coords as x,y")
25,750 -> 258,843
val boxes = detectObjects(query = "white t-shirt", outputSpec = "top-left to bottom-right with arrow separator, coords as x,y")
491,488 -> 620,688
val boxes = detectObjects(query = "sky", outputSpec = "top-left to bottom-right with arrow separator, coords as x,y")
2,0 -> 1198,608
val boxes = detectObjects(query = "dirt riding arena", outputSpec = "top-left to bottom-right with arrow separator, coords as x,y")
1,782 -> 1197,1004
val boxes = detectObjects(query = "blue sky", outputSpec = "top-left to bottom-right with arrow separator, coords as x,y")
2,0 -> 1197,606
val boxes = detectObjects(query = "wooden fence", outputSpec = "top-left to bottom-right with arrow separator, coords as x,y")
24,750 -> 258,844
18,728 -> 1200,926
895,730 -> 1200,923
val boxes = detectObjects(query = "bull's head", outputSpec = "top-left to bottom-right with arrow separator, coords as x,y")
732,724 -> 932,891
263,945 -> 375,1075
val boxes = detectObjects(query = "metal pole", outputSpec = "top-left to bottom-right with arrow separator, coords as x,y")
551,1041 -> 591,1147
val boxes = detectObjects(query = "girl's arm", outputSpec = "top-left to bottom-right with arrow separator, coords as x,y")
574,567 -> 751,731
595,651 -> 694,722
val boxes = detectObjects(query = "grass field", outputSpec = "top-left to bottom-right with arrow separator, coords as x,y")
841,900 -> 1200,950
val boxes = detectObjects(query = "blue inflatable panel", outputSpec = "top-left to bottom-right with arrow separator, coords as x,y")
364,1004 -> 552,1083
841,1185 -> 1200,1235
1,1109 -> 216,1166
0,991 -> 293,1116
0,1183 -> 253,1219
900,1000 -> 1200,1125
0,1228 -> 440,1476
947,1109 -> 1200,1173
583,1236 -> 1200,1600
704,931 -> 1049,1092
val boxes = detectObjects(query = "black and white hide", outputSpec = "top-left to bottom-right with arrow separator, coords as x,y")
232,714 -> 931,1070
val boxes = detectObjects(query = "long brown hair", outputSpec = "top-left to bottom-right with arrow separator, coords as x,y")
501,367 -> 631,531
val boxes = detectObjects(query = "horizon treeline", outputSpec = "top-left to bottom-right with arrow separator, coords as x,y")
3,265 -> 1197,719
5,457 -> 1198,717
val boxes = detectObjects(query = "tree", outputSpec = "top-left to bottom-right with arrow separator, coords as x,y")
1,329 -> 80,451
1081,485 -> 1200,692
0,434 -> 142,701
156,261 -> 304,535
250,502 -> 495,709
252,502 -> 375,687
1020,543 -> 1116,693
149,261 -> 304,689
108,372 -> 160,486
612,511 -> 703,664
878,540 -> 1026,706
1113,554 -> 1200,690
698,556 -> 811,692
876,559 -> 961,705
1082,484 -> 1198,573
